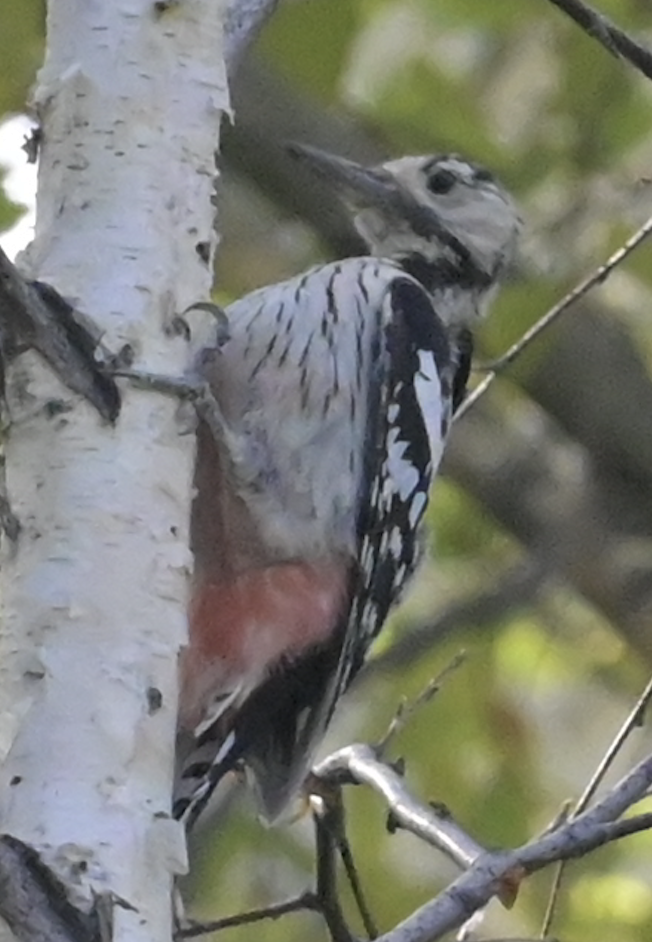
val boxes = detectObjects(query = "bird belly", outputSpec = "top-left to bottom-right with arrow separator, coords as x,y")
180,561 -> 349,731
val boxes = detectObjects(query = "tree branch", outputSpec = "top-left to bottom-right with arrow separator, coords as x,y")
543,0 -> 652,81
179,745 -> 652,942
176,892 -> 319,939
313,798 -> 357,942
541,673 -> 652,935
0,835 -> 98,942
375,659 -> 467,757
314,745 -> 486,872
0,247 -> 120,422
366,751 -> 652,942
181,692 -> 652,942
336,825 -> 378,940
457,213 -> 652,419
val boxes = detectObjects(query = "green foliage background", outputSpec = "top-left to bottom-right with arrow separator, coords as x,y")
2,1 -> 652,939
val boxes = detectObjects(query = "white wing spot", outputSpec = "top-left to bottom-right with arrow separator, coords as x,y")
408,490 -> 427,528
389,526 -> 403,555
386,426 -> 420,499
360,539 -> 375,572
213,730 -> 237,767
193,687 -> 242,740
414,350 -> 446,469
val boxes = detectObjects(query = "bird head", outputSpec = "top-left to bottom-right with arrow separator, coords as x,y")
288,144 -> 520,291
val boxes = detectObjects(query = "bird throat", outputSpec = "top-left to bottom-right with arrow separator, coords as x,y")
396,251 -> 490,294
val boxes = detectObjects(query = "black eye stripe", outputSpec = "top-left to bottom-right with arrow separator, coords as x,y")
473,167 -> 494,183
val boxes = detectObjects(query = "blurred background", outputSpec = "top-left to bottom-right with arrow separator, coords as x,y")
2,1 -> 652,939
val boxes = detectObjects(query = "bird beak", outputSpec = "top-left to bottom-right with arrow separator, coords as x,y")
287,142 -> 396,208
287,142 -> 492,286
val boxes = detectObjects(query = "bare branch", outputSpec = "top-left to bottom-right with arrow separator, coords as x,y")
541,674 -> 652,935
176,892 -> 320,939
368,752 -> 652,942
313,799 -> 357,942
544,0 -> 652,81
337,829 -> 378,940
314,745 -> 486,871
182,748 -> 652,942
577,675 -> 652,815
0,248 -> 120,422
0,835 -> 98,942
182,718 -> 652,942
595,812 -> 652,842
375,655 -> 467,756
308,783 -> 379,940
457,214 -> 652,419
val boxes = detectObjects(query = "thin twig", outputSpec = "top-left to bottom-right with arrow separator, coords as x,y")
576,676 -> 652,816
314,802 -> 355,942
540,674 -> 652,937
327,790 -> 378,939
544,0 -> 652,82
457,214 -> 652,419
376,654 -> 466,756
309,777 -> 378,938
600,812 -> 652,842
176,892 -> 320,938
338,833 -> 378,940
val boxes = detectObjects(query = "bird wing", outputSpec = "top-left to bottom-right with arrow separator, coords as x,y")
241,276 -> 455,818
175,266 -> 455,826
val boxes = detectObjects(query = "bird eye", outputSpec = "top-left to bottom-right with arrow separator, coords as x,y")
425,168 -> 457,195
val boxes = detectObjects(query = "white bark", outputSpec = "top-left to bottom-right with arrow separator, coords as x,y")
0,1 -> 228,940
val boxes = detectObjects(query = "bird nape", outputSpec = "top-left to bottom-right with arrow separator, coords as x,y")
174,144 -> 520,828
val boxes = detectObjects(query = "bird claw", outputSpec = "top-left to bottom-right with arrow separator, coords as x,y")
111,366 -> 234,452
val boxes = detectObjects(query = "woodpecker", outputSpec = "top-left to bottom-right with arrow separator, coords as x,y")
174,145 -> 520,828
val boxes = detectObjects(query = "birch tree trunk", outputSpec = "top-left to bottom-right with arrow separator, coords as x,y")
0,1 -> 228,940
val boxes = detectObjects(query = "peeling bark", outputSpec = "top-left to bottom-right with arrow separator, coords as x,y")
0,1 -> 228,940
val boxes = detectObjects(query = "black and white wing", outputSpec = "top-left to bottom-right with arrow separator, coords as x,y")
334,275 -> 454,699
